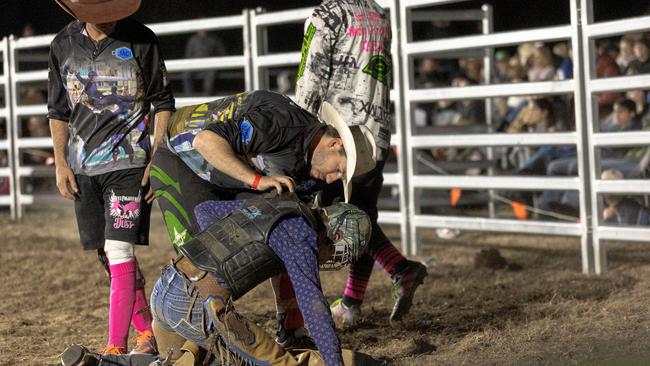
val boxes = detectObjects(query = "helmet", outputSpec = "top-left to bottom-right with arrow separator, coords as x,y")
320,202 -> 371,270
87,70 -> 97,77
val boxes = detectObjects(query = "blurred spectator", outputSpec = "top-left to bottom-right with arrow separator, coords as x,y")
432,100 -> 457,126
24,116 -> 53,166
627,39 -> 650,75
182,30 -> 227,96
547,98 -> 644,180
601,169 -> 650,226
459,57 -> 482,83
21,23 -> 35,37
625,89 -> 650,126
416,58 -> 448,88
507,97 -> 555,134
492,97 -> 511,131
276,71 -> 295,95
451,75 -> 485,125
602,97 -> 641,134
517,43 -> 536,68
527,46 -> 555,81
617,36 -> 636,71
596,47 -> 622,119
21,87 -> 47,105
493,50 -> 510,83
553,42 -> 573,80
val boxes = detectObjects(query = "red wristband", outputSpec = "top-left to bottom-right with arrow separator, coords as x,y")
251,175 -> 262,190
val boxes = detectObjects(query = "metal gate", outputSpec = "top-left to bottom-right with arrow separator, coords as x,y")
1,0 -> 648,274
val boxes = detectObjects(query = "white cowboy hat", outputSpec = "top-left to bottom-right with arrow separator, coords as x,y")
319,102 -> 376,203
55,0 -> 141,23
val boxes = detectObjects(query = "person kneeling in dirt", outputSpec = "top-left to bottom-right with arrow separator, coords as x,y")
55,192 -> 382,366
150,192 -> 383,366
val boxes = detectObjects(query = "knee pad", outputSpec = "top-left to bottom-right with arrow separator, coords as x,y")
104,240 -> 135,265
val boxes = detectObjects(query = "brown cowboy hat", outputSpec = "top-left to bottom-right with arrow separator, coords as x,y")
55,0 -> 141,23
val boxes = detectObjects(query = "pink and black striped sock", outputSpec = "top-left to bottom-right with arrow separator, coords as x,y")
372,244 -> 407,276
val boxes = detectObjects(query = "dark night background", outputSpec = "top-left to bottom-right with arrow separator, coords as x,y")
1,0 -> 649,38
2,0 -> 649,104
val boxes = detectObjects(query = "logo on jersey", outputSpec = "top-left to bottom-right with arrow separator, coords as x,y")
240,120 -> 253,145
241,206 -> 262,219
362,55 -> 390,85
114,47 -> 134,61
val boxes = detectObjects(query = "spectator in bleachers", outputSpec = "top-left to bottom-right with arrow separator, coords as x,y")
507,97 -> 555,134
596,43 -> 622,119
24,116 -> 53,166
451,75 -> 485,125
493,97 -> 511,131
602,97 -> 642,134
546,98 -> 644,182
527,46 -> 555,81
617,36 -> 637,71
627,39 -> 650,75
625,89 -> 650,127
275,70 -> 295,95
602,169 -> 650,226
493,50 -> 511,83
458,57 -> 482,84
21,23 -> 35,38
507,98 -> 574,178
554,42 -> 573,80
182,30 -> 226,96
416,58 -> 448,88
517,42 -> 536,69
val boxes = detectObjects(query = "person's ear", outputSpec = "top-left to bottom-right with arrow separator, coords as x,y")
328,137 -> 343,149
334,232 -> 341,241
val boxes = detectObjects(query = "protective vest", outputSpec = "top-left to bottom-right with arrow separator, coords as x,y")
179,192 -> 318,300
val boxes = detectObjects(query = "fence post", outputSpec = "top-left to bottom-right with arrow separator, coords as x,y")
482,4 -> 496,220
390,0 -> 412,255
6,35 -> 22,222
571,0 -> 596,274
2,37 -> 16,221
243,9 -> 254,92
398,1 -> 419,256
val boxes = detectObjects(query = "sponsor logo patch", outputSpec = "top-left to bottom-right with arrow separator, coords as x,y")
362,55 -> 390,85
241,206 -> 262,219
113,47 -> 134,61
240,120 -> 253,145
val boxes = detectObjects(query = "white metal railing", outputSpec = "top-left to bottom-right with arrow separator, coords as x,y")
580,0 -> 650,273
2,0 -> 646,274
0,37 -> 14,212
398,0 -> 595,270
5,13 -> 252,219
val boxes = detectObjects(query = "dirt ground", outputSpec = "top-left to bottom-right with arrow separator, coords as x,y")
2,201 -> 650,366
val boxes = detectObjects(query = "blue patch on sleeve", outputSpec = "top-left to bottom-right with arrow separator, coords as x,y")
240,120 -> 253,145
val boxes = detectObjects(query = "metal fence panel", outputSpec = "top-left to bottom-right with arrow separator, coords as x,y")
2,0 -> 647,275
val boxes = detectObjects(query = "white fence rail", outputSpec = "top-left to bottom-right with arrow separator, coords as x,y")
1,0 -> 648,274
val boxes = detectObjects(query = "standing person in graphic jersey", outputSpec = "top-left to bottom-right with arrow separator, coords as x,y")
48,0 -> 174,355
295,0 -> 428,327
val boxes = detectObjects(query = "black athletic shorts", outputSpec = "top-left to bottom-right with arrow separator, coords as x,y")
74,168 -> 151,250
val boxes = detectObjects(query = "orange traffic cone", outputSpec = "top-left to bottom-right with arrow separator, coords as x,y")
511,201 -> 527,220
450,188 -> 462,207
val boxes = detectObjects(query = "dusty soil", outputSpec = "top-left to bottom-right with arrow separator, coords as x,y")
2,201 -> 650,365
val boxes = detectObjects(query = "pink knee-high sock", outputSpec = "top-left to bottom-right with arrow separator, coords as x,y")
131,264 -> 153,333
108,260 -> 137,348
